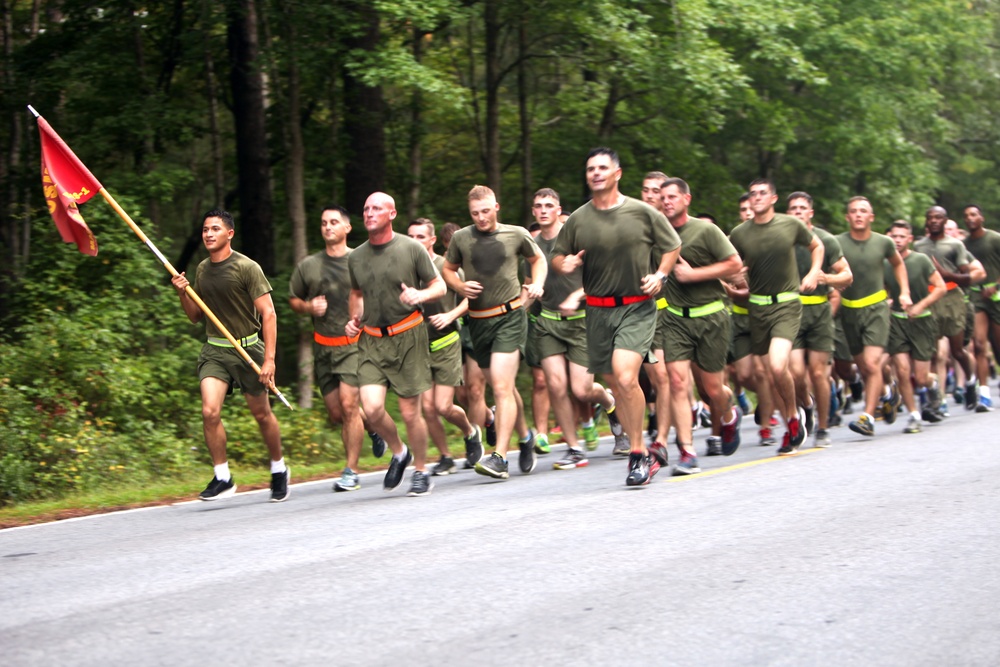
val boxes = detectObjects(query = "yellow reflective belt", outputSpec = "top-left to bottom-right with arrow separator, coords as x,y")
656,297 -> 668,310
429,330 -> 460,352
731,305 -> 749,316
799,294 -> 829,305
891,310 -> 931,319
665,300 -> 727,318
748,292 -> 799,306
540,308 -> 586,321
841,289 -> 887,309
207,332 -> 259,348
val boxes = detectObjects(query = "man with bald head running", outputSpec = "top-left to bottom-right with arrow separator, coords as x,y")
346,192 -> 446,496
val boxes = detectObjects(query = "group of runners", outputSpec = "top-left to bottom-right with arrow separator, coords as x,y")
171,147 -> 1000,501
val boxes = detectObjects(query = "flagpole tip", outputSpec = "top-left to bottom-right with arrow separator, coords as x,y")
27,105 -> 40,118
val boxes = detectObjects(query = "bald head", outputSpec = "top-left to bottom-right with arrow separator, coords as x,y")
925,205 -> 948,237
363,191 -> 398,238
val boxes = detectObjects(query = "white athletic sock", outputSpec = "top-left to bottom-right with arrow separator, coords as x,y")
581,419 -> 594,429
270,458 -> 286,474
393,444 -> 409,461
213,462 -> 231,482
980,385 -> 992,399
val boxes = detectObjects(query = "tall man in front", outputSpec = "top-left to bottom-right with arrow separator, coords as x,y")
443,185 -> 546,479
729,179 -> 823,455
553,148 -> 681,486
963,204 -> 1000,411
346,192 -> 446,496
836,196 -> 910,437
171,209 -> 288,502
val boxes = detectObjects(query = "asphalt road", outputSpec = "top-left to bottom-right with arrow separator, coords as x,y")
3,402 -> 1000,666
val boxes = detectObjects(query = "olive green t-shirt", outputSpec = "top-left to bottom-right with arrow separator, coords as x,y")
421,254 -> 462,341
536,229 -> 582,310
445,223 -> 540,310
288,249 -> 352,337
795,226 -> 843,297
885,251 -> 935,312
913,235 -> 974,274
836,232 -> 897,300
728,213 -> 814,295
193,251 -> 272,339
963,229 -> 1000,284
553,196 -> 681,297
663,217 -> 738,307
348,233 -> 439,327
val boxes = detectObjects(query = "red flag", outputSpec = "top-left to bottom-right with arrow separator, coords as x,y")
36,116 -> 103,256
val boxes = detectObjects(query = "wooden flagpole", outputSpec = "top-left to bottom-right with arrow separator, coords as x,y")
27,105 -> 293,410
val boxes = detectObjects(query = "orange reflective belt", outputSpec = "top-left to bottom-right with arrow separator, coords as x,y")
314,331 -> 360,347
469,298 -> 522,319
363,311 -> 424,337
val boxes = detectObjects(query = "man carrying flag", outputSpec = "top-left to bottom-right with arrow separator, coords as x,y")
171,209 -> 289,502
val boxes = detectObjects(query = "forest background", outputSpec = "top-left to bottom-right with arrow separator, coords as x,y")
2,0 -> 999,505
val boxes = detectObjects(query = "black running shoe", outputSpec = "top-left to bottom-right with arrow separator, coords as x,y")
626,452 -> 650,486
464,425 -> 484,467
369,430 -> 387,458
270,468 -> 290,503
965,382 -> 978,411
518,431 -> 538,474
384,448 -> 413,491
431,456 -> 456,476
705,436 -> 722,456
850,374 -> 864,402
407,470 -> 434,496
474,452 -> 509,479
553,448 -> 589,470
199,476 -> 236,501
803,403 -> 815,435
485,406 -> 497,448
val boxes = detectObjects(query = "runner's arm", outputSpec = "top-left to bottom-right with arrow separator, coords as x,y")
818,257 -> 853,290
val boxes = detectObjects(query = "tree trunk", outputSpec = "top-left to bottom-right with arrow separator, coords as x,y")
517,12 -> 531,225
407,28 -> 424,221
484,0 -> 501,196
342,1 -> 385,220
201,0 -> 225,208
226,0 -> 274,273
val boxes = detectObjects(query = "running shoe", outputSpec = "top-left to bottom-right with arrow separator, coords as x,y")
474,452 -> 509,479
814,428 -> 832,448
384,449 -> 412,491
954,386 -> 965,406
721,405 -> 742,456
369,430 -> 387,458
464,425 -> 484,467
485,406 -> 497,447
881,386 -> 897,425
407,470 -> 434,497
333,467 -> 361,491
646,412 -> 658,441
270,467 -> 290,503
607,392 -> 624,437
777,431 -> 798,456
534,432 -> 551,454
612,431 -> 631,456
431,456 -> 456,476
648,441 -> 669,467
699,404 -> 713,428
199,476 -> 236,501
582,423 -> 600,451
759,428 -> 776,446
921,407 -> 943,424
849,373 -> 864,402
849,414 -> 875,437
625,452 -> 651,486
553,448 -> 589,470
903,414 -> 922,434
518,431 -> 538,473
705,436 -> 722,457
789,413 -> 806,448
828,412 -> 843,427
673,449 -> 701,476
976,395 -> 994,413
737,390 -> 752,415
803,403 -> 815,435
